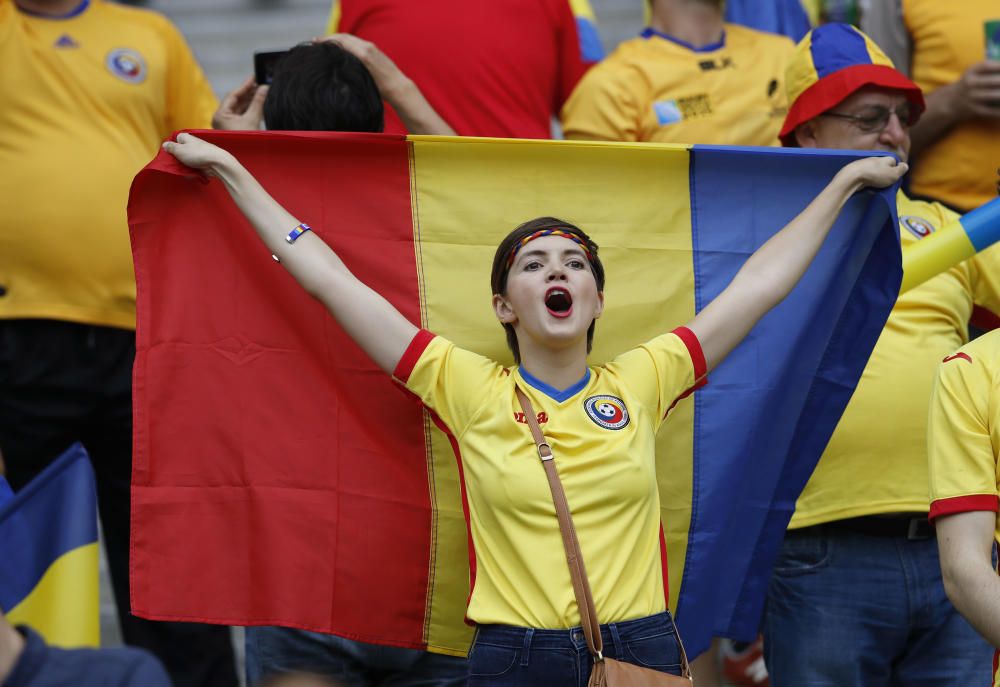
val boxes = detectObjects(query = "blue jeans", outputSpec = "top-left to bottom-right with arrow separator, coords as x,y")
764,523 -> 993,686
468,612 -> 682,686
245,626 -> 468,687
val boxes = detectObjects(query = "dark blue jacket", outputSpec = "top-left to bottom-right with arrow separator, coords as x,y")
5,627 -> 169,687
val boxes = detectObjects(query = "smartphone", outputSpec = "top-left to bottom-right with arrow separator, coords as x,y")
254,50 -> 290,85
987,20 -> 1000,61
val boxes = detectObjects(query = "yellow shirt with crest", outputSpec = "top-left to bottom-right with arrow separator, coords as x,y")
928,329 -> 1000,532
395,327 -> 706,628
0,0 -> 217,329
560,24 -> 793,145
790,192 -> 1000,528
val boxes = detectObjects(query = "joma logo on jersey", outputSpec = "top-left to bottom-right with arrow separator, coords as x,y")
901,215 -> 936,239
514,411 -> 548,425
584,395 -> 630,430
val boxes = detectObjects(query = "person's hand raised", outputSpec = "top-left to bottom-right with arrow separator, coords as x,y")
840,155 -> 909,191
212,76 -> 269,131
313,33 -> 410,103
162,133 -> 235,176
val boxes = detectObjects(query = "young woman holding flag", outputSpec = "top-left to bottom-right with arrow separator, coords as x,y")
163,132 -> 904,686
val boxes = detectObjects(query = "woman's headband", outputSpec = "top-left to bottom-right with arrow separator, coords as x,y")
506,228 -> 595,268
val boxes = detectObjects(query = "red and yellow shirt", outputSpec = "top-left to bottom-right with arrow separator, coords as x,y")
327,0 -> 599,139
928,330 -> 1000,530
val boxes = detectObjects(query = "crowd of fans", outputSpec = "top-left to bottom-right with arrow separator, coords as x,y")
1,0 -> 998,686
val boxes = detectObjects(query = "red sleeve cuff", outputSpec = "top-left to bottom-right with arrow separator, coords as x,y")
928,494 -> 1000,522
672,326 -> 707,384
665,326 -> 708,415
673,325 -> 708,389
393,329 -> 435,383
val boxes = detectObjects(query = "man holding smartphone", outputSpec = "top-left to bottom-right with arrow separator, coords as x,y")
861,0 -> 1000,216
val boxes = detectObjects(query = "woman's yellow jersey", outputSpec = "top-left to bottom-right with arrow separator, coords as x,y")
395,327 -> 706,628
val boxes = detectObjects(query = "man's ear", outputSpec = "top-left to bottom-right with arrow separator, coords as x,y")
794,120 -> 820,148
493,293 -> 517,324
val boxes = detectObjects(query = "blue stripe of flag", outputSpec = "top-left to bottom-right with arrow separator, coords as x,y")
960,197 -> 1000,253
0,444 -> 98,612
678,145 -> 901,655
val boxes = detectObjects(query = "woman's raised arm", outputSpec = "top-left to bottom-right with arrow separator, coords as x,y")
163,133 -> 418,374
687,155 -> 907,372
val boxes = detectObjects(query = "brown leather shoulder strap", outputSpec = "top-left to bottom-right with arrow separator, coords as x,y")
515,387 -> 604,658
514,386 -> 693,678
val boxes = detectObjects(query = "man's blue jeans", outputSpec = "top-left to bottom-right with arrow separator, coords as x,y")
764,523 -> 993,686
245,626 -> 468,687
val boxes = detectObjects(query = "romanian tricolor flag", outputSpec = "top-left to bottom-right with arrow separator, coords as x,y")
127,132 -> 901,656
0,443 -> 99,647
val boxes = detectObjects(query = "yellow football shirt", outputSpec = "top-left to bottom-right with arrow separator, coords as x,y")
790,192 -> 1000,528
0,0 -> 217,329
560,24 -> 793,145
903,0 -> 1000,211
395,327 -> 707,628
928,331 -> 1000,687
928,330 -> 1000,533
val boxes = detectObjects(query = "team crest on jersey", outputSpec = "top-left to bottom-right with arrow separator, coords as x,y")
106,48 -> 147,84
584,395 -> 630,430
901,215 -> 936,240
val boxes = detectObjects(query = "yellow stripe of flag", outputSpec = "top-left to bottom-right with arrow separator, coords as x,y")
409,136 -> 697,650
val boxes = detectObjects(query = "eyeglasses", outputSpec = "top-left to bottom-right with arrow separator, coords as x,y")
819,103 -> 915,133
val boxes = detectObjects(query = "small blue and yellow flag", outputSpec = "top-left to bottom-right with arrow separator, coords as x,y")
0,443 -> 99,647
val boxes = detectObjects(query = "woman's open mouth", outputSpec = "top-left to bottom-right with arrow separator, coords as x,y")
545,287 -> 573,319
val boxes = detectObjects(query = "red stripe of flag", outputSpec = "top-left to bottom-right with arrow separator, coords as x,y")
128,131 -> 434,648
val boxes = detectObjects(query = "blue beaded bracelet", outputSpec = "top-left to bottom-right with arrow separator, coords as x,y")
272,223 -> 312,262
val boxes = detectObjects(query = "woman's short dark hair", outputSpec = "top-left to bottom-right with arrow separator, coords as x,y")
490,217 -> 605,364
264,43 -> 384,133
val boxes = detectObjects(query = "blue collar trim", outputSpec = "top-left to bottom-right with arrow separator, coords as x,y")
641,27 -> 726,53
518,367 -> 591,403
17,0 -> 90,19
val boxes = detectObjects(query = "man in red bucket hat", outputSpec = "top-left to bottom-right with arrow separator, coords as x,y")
764,23 -> 1000,687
